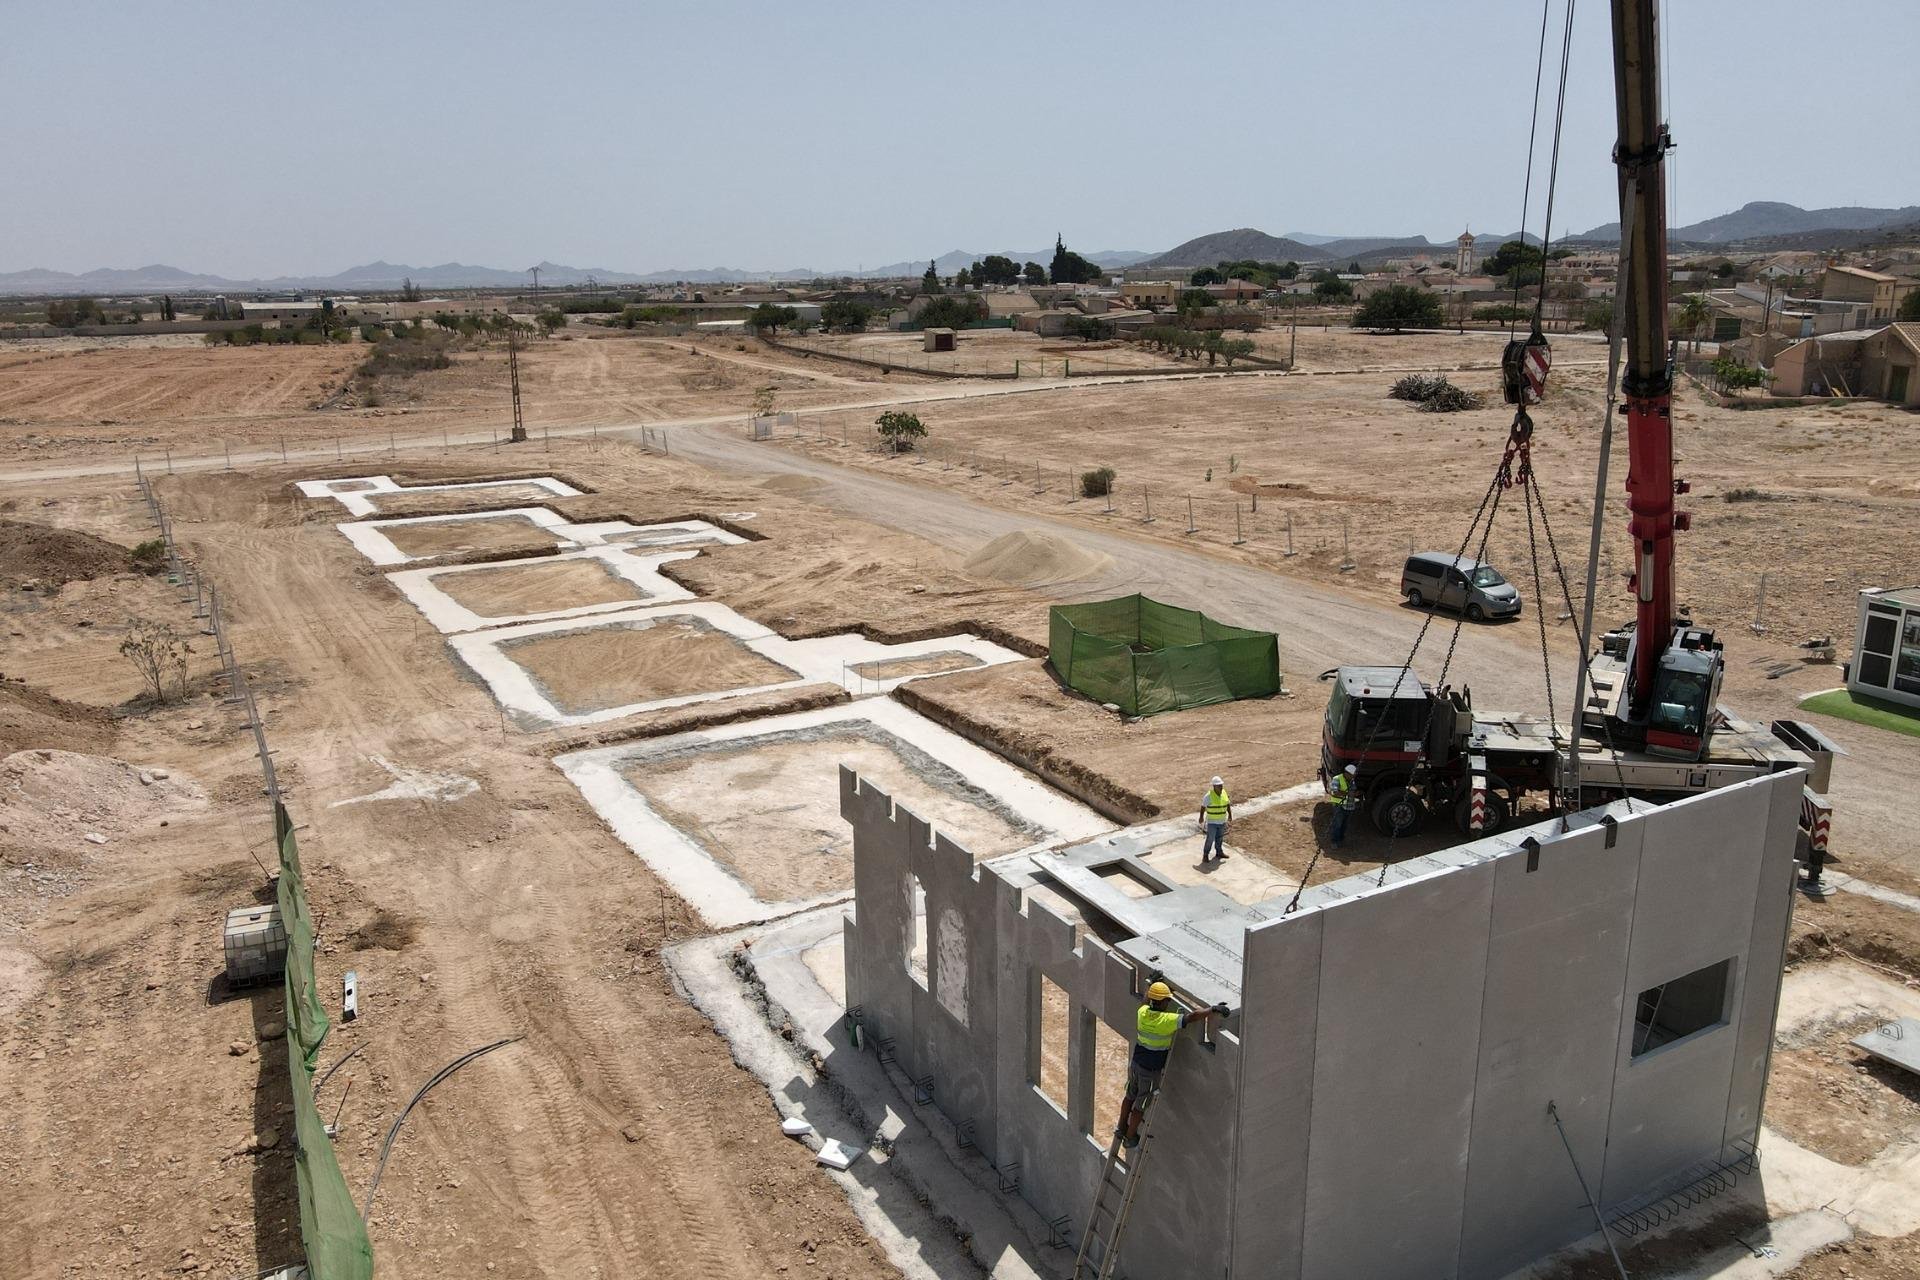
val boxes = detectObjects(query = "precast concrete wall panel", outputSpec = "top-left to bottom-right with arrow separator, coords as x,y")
1600,783 -> 1771,1207
1721,772 -> 1804,1156
1229,912 -> 1324,1280
1456,820 -> 1641,1279
1303,865 -> 1496,1280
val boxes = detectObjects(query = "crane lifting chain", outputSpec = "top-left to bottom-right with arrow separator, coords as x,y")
1498,325 -> 1551,491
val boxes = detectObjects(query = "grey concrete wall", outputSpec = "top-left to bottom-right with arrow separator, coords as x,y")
843,764 -> 1802,1280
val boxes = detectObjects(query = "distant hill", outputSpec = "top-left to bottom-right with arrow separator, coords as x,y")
1578,201 -> 1920,244
1143,228 -> 1325,269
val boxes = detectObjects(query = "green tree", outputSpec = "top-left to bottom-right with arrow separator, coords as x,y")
748,303 -> 798,335
1900,290 -> 1920,322
1352,285 -> 1445,332
1177,288 -> 1214,315
820,299 -> 873,332
978,255 -> 1020,286
921,261 -> 941,294
917,294 -> 987,330
874,409 -> 927,453
1310,270 -> 1352,301
1189,266 -> 1225,286
1049,234 -> 1099,285
1481,240 -> 1543,280
1673,294 -> 1711,353
1022,261 -> 1046,285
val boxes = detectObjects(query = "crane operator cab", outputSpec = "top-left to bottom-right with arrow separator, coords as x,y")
1644,628 -> 1725,760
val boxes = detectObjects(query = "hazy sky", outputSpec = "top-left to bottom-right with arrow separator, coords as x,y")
4,1 -> 1915,276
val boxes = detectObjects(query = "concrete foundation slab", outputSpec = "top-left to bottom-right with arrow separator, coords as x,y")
451,600 -> 1025,731
296,472 -> 581,517
557,699 -> 1110,928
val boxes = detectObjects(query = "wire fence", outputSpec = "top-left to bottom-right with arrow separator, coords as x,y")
133,462 -> 375,1280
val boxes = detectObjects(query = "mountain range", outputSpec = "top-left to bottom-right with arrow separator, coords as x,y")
2,202 -> 1912,295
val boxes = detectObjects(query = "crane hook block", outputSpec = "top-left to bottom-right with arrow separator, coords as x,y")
1501,332 -> 1553,406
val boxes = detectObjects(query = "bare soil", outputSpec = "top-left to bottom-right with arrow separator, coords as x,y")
848,651 -> 983,681
361,482 -> 571,516
0,518 -> 136,588
501,617 -> 797,714
375,513 -> 566,559
627,728 -> 1033,903
1765,1017 -> 1920,1165
433,557 -> 646,618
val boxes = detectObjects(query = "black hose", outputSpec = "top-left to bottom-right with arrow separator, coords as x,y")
360,1036 -> 522,1225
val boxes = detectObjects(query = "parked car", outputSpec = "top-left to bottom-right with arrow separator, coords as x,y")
1400,552 -> 1522,621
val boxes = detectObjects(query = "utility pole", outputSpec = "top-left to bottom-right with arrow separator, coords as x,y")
508,325 -> 528,443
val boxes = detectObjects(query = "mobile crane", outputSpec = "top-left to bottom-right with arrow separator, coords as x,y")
1318,0 -> 1838,840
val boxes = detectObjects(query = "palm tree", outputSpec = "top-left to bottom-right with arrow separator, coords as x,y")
1675,294 -> 1711,353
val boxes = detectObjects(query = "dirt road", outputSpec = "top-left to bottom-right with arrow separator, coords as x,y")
669,421 -> 1920,876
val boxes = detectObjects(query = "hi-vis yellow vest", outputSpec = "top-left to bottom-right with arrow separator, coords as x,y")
1204,789 -> 1231,822
1137,1006 -> 1181,1051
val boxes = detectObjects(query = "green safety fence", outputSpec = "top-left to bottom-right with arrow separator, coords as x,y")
1048,594 -> 1281,716
276,803 -> 375,1280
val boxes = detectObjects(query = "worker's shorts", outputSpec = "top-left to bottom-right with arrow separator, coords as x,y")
1124,1062 -> 1164,1100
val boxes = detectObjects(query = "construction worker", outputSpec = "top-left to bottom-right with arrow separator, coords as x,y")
1198,775 -> 1232,863
1116,980 -> 1227,1148
1328,763 -> 1359,849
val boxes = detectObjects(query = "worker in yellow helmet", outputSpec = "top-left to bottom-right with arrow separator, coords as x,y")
1115,978 -> 1228,1148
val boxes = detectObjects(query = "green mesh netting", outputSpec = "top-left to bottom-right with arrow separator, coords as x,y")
1048,594 -> 1281,716
276,804 -> 375,1280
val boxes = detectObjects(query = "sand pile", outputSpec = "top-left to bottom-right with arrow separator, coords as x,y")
0,681 -> 116,757
962,530 -> 1114,588
758,474 -> 827,497
0,519 -> 135,589
0,748 -> 206,861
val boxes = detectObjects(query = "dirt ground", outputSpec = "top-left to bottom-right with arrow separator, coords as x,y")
434,557 -> 647,617
502,617 -> 797,714
629,727 -> 1036,903
4,324 -> 1918,1280
375,512 -> 568,559
761,334 -> 1910,654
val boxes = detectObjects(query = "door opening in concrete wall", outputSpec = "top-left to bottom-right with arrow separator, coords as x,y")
1088,1012 -> 1130,1143
907,874 -> 928,990
1032,972 -> 1072,1117
1632,958 -> 1734,1057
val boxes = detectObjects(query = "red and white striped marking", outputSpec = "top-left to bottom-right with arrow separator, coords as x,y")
1522,344 -> 1551,404
1801,790 -> 1833,856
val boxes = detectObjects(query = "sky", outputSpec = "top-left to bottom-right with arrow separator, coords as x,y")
4,0 -> 1916,277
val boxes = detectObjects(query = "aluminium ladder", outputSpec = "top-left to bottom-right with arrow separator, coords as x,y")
1071,1043 -> 1174,1280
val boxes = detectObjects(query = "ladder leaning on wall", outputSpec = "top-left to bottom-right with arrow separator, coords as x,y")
1071,1038 -> 1175,1280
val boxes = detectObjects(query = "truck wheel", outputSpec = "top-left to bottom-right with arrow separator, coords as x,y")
1454,789 -> 1510,836
1371,787 -> 1427,837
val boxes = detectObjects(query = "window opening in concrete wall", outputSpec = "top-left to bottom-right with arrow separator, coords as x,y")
1032,972 -> 1072,1117
906,873 -> 928,990
1094,862 -> 1163,900
1632,958 -> 1734,1057
1088,1013 -> 1130,1142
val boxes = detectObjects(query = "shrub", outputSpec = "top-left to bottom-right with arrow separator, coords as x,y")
874,409 -> 926,453
1390,373 -> 1484,412
1080,466 -> 1116,498
129,539 -> 167,574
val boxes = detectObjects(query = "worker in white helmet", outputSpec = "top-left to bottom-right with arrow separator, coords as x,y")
1198,775 -> 1232,864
